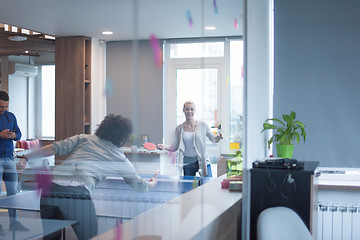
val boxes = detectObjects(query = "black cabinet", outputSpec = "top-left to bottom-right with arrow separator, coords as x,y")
250,161 -> 318,240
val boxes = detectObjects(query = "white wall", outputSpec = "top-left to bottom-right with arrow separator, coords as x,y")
274,0 -> 360,167
1,56 -> 39,140
8,74 -> 36,140
243,0 -> 273,239
106,40 -> 163,145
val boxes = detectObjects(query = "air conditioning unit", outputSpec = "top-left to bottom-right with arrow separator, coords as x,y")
8,62 -> 38,77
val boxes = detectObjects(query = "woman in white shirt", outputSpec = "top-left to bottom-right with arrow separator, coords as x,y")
158,101 -> 222,177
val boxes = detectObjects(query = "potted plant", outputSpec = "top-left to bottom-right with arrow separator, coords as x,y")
129,134 -> 138,152
261,111 -> 306,158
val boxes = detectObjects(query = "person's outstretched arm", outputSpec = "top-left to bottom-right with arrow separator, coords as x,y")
157,126 -> 181,151
17,145 -> 56,170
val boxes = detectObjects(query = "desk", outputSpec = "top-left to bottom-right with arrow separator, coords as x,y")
250,161 -> 318,240
94,174 -> 242,240
0,191 -> 77,239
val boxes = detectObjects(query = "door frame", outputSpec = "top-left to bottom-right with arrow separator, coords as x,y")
164,56 -> 229,155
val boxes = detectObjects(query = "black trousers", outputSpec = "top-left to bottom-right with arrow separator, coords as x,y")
40,183 -> 98,240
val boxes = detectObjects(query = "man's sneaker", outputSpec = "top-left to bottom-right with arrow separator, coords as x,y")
0,225 -> 6,236
9,221 -> 29,231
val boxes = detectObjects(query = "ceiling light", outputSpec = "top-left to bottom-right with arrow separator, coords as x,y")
25,50 -> 29,54
102,31 -> 113,35
8,35 -> 27,41
204,26 -> 216,30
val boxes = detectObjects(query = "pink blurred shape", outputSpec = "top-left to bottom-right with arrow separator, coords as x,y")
167,146 -> 176,164
213,0 -> 218,14
114,222 -> 122,240
149,34 -> 162,68
36,166 -> 51,196
186,10 -> 193,28
169,151 -> 176,164
234,18 -> 239,30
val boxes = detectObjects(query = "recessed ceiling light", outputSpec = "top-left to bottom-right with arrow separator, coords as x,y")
204,26 -> 216,30
44,35 -> 56,40
8,35 -> 27,41
25,50 -> 29,53
102,31 -> 113,35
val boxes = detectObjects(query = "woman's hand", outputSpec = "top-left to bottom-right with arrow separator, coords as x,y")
157,144 -> 166,150
148,170 -> 159,189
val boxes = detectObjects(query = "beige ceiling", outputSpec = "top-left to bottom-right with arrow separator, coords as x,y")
0,0 -> 243,41
0,0 -> 243,56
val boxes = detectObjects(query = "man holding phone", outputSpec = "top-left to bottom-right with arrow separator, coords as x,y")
0,91 -> 28,235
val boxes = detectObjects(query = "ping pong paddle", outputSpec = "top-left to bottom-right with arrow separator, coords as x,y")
143,142 -> 157,151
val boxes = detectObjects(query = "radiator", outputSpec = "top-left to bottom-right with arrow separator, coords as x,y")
318,203 -> 360,240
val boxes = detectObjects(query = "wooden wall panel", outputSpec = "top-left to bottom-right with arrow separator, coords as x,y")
55,36 -> 90,142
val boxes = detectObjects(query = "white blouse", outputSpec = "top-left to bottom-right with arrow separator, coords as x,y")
182,131 -> 197,157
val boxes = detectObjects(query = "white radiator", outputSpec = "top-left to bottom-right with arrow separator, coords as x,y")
318,203 -> 360,240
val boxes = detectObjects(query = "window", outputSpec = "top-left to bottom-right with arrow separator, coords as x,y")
39,65 -> 55,138
170,42 -> 224,58
176,68 -> 218,127
229,40 -> 244,150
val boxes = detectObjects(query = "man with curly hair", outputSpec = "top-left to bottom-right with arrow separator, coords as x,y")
19,114 -> 158,239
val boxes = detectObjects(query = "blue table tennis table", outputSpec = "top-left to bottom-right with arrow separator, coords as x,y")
14,171 -> 213,234
92,175 -> 212,221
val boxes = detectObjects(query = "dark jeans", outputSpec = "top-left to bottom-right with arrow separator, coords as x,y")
183,156 -> 199,176
40,183 -> 98,240
183,156 -> 213,177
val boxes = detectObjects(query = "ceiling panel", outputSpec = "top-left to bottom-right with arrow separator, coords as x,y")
0,0 -> 243,41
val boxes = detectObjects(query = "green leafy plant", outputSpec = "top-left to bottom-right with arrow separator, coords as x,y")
261,111 -> 306,148
129,134 -> 138,145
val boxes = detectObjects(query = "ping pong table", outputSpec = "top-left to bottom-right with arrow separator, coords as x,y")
2,173 -> 212,237
92,175 -> 212,222
92,175 -> 212,221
